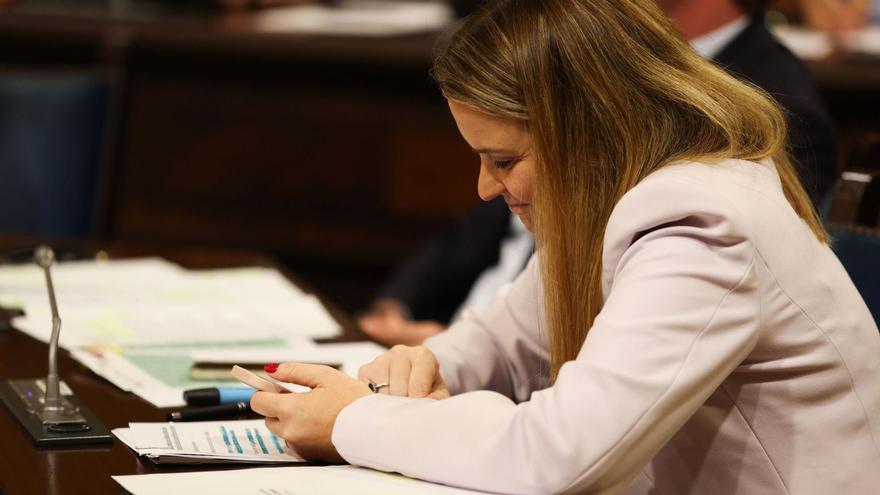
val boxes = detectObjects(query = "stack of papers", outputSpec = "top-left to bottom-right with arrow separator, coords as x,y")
113,420 -> 303,465
114,465 -> 489,494
66,339 -> 386,408
0,259 -> 340,347
191,341 -> 388,379
255,0 -> 454,36
0,258 -> 359,407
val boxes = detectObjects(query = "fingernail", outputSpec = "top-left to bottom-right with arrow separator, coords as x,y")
264,363 -> 279,373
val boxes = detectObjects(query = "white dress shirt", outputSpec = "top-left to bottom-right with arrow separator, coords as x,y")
450,213 -> 533,323
691,16 -> 750,59
333,159 -> 880,494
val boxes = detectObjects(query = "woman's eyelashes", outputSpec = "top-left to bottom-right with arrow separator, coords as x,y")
478,152 -> 521,170
493,158 -> 516,170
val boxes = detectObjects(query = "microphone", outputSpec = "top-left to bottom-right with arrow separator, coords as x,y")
0,245 -> 113,445
35,246 -> 68,422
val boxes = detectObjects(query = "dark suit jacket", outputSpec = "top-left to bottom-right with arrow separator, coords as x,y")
378,14 -> 838,324
714,16 -> 838,204
377,196 -> 512,324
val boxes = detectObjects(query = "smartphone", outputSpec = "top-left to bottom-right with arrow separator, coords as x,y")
230,365 -> 293,393
191,361 -> 340,382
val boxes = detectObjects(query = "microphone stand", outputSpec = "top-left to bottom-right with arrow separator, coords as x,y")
34,245 -> 82,425
0,245 -> 113,445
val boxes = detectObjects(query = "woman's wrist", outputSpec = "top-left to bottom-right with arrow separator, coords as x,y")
330,393 -> 387,464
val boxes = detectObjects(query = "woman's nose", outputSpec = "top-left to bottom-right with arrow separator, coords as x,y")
477,163 -> 505,201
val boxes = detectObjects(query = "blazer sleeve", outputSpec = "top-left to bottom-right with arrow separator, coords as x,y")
332,182 -> 762,494
422,253 -> 549,401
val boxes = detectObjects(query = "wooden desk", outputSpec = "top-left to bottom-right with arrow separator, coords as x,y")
0,239 -> 362,495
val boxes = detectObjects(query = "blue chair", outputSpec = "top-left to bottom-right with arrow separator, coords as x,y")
0,73 -> 111,236
829,226 -> 880,326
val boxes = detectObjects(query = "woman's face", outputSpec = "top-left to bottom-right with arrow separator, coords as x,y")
448,100 -> 536,231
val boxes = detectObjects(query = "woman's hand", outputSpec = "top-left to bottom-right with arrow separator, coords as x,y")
358,345 -> 450,399
250,363 -> 372,462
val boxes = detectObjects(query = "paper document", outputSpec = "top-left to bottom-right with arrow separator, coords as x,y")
191,341 -> 388,378
114,465 -> 490,494
18,296 -> 338,347
0,257 -> 343,407
114,419 -> 303,465
255,0 -> 454,36
0,259 -> 340,347
69,336 -> 317,408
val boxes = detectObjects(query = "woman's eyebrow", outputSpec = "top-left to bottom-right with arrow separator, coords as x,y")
472,147 -> 517,154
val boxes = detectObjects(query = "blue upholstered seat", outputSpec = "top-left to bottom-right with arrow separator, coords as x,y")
830,226 -> 880,327
0,73 -> 111,236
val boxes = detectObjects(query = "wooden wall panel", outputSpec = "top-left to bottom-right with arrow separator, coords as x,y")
106,45 -> 478,310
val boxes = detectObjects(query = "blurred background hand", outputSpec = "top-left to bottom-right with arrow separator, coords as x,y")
357,299 -> 444,347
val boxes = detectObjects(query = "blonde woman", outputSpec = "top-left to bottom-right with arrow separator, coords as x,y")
251,1 -> 880,493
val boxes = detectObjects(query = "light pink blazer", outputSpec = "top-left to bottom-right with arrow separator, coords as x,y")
333,159 -> 880,494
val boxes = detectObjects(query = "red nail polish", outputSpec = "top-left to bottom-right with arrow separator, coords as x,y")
264,363 -> 279,373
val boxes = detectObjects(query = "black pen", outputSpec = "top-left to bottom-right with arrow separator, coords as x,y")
167,401 -> 252,422
0,306 -> 25,332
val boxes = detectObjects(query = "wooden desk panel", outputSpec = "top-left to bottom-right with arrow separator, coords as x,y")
0,326 -> 161,495
107,41 -> 477,310
111,56 -> 477,259
0,239 -> 361,494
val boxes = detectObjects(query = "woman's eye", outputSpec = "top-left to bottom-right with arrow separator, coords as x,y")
494,159 -> 515,170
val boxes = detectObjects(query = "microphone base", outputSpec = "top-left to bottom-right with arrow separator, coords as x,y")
0,379 -> 113,446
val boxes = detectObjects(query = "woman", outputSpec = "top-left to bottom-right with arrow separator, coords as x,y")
251,1 -> 880,493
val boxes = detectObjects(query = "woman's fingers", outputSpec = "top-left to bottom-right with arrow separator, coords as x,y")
264,416 -> 283,437
356,345 -> 445,398
269,363 -> 337,388
251,390 -> 286,418
258,379 -> 370,462
357,354 -> 389,387
408,348 -> 439,398
388,355 -> 412,396
428,388 -> 450,400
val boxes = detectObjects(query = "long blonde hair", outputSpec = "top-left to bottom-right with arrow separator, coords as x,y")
433,0 -> 828,381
